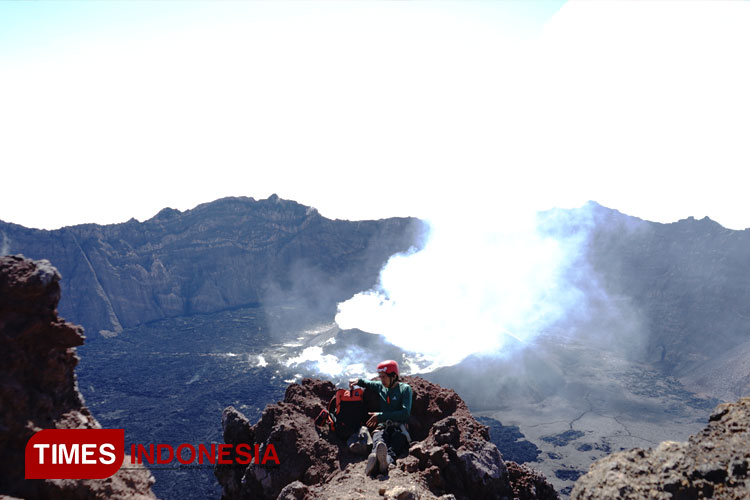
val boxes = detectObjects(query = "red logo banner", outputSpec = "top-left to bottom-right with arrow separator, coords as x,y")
25,429 -> 125,479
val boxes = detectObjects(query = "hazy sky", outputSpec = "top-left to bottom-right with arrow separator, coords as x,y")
2,1 -> 749,230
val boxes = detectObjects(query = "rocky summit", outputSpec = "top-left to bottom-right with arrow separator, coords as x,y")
216,376 -> 559,500
0,195 -> 424,338
0,255 -> 157,500
572,398 -> 750,500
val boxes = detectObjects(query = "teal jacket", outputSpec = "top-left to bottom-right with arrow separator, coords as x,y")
356,378 -> 413,424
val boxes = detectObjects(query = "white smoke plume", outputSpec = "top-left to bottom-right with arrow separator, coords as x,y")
1,232 -> 10,256
335,200 -> 594,369
284,345 -> 366,379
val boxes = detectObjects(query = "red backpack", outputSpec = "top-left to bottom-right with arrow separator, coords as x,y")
315,388 -> 366,439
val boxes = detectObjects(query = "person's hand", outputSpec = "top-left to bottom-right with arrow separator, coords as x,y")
366,412 -> 379,429
349,379 -> 358,389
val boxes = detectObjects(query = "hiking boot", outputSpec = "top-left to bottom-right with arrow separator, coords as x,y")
365,452 -> 377,476
348,426 -> 372,456
375,441 -> 388,474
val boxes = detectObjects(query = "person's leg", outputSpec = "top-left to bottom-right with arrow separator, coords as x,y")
372,428 -> 385,446
372,428 -> 389,473
386,428 -> 409,463
380,427 -> 408,467
366,428 -> 386,476
348,426 -> 371,456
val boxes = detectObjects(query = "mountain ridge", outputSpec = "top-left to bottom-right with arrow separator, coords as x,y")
0,195 -> 426,339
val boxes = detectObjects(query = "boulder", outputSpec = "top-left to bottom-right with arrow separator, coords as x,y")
572,398 -> 750,499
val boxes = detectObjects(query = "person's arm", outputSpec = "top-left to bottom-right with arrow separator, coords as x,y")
356,378 -> 384,429
355,378 -> 381,391
378,384 -> 412,423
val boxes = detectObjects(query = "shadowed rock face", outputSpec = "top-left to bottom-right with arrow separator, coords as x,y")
216,376 -> 559,500
557,203 -> 750,379
0,255 -> 157,500
0,195 -> 425,338
571,398 -> 750,500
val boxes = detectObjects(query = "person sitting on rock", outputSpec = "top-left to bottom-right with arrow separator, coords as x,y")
349,359 -> 413,476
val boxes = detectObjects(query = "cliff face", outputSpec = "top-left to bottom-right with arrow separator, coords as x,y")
216,376 -> 559,500
587,204 -> 750,375
0,255 -> 157,499
540,203 -> 750,384
0,195 -> 425,338
572,398 -> 750,500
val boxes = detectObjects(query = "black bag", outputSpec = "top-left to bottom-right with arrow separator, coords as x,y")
315,388 -> 366,440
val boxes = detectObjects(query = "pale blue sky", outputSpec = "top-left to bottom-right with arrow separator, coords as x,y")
0,1 -> 564,54
2,1 -> 749,230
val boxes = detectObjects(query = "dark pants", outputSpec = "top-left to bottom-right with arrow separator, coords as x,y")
372,426 -> 409,464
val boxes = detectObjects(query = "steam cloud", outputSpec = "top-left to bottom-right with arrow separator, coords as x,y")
335,202 -> 595,369
1,232 -> 10,256
284,345 -> 366,378
259,198 -> 640,387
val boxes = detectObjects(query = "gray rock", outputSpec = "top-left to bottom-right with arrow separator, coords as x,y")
572,398 -> 750,499
276,481 -> 309,500
384,485 -> 420,500
457,441 -> 508,487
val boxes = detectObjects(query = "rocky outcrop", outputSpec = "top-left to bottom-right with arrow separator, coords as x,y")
216,376 -> 559,500
571,398 -> 750,499
0,255 -> 157,499
0,195 -> 425,338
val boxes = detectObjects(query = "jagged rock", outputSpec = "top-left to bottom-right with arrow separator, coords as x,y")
276,481 -> 309,500
571,398 -> 750,499
216,376 -> 558,500
223,406 -> 255,445
0,255 -> 158,499
0,195 -> 425,338
384,485 -> 420,500
506,462 -> 561,500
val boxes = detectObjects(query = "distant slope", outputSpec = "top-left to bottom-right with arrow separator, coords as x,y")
577,202 -> 750,376
681,337 -> 750,402
0,195 -> 425,338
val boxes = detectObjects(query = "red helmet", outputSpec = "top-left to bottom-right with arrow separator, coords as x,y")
377,360 -> 399,377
